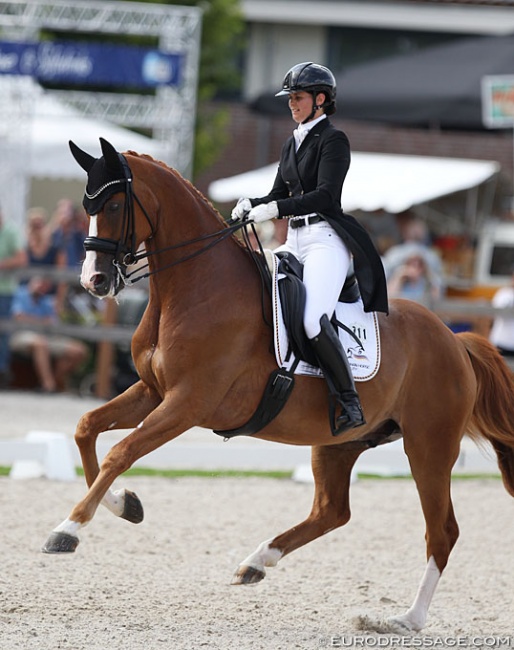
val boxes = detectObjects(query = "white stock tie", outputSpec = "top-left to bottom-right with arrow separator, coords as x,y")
294,126 -> 309,151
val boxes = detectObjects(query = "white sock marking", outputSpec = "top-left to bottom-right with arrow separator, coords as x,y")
239,538 -> 283,574
390,555 -> 441,631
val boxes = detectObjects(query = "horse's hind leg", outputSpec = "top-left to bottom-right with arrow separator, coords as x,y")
387,428 -> 461,632
232,443 -> 365,585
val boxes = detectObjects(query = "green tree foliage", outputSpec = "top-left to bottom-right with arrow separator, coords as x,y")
128,0 -> 245,178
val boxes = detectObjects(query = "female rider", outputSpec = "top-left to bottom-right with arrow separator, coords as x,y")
232,62 -> 388,435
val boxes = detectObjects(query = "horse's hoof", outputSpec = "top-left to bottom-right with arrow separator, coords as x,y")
121,490 -> 144,524
231,565 -> 266,585
41,532 -> 79,554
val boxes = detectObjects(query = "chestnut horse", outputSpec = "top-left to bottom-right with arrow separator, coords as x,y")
43,138 -> 514,632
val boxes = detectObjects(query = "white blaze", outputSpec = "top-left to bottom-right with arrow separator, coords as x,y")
81,215 -> 98,290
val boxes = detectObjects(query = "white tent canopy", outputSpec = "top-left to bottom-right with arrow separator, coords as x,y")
0,88 -> 168,228
208,152 -> 500,214
30,94 -> 166,180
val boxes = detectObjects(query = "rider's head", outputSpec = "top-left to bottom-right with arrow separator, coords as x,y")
275,62 -> 337,124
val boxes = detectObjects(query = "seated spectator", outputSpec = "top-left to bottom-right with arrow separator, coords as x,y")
50,199 -> 88,270
489,266 -> 514,358
382,217 -> 444,282
25,206 -> 67,314
387,251 -> 442,305
26,207 -> 67,269
382,217 -> 444,307
10,276 -> 88,393
0,204 -> 27,387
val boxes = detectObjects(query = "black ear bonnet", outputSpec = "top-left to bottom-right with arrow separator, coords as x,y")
69,138 -> 132,215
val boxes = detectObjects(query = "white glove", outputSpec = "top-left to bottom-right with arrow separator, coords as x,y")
248,202 -> 279,223
231,198 -> 252,221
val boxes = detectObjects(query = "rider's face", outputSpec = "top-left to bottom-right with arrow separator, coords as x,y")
288,91 -> 324,124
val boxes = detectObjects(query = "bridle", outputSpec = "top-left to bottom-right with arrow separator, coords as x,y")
83,154 -> 153,267
83,154 -> 252,287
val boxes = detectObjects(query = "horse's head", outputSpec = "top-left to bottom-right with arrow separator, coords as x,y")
70,137 -> 155,298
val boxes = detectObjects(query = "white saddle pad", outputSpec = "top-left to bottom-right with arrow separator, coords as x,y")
266,250 -> 381,382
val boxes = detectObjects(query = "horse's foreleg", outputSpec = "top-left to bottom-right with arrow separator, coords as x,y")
232,443 -> 365,585
76,380 -> 161,488
73,381 -> 161,524
42,393 -> 192,554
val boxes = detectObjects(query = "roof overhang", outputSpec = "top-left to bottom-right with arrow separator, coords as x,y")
241,0 -> 514,34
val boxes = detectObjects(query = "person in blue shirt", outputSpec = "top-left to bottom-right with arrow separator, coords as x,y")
10,276 -> 88,392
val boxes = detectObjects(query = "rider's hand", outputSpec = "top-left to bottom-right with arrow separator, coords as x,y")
231,198 -> 252,221
248,202 -> 279,223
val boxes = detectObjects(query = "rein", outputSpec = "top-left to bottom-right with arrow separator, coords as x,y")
83,154 -> 253,287
83,154 -> 272,326
117,218 -> 252,286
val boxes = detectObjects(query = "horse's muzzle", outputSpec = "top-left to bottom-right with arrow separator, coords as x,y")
81,252 -> 122,298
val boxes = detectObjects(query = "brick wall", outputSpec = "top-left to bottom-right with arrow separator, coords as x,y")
195,101 -> 513,208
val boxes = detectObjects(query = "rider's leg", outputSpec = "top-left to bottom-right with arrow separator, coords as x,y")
300,222 -> 365,435
309,314 -> 365,435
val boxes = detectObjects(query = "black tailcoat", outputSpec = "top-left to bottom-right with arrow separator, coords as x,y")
251,118 -> 388,314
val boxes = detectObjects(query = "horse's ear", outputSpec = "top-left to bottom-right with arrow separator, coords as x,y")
69,140 -> 96,172
99,137 -> 123,174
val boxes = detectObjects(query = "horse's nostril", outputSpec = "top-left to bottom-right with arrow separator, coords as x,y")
92,273 -> 107,288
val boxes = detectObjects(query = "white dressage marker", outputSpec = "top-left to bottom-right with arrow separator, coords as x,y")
3,430 -> 76,482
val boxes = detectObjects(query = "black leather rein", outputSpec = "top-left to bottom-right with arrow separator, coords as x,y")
83,163 -> 251,287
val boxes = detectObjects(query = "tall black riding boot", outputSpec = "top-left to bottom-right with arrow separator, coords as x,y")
309,314 -> 365,436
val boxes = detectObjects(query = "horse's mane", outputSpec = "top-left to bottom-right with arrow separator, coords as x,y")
125,151 -> 226,224
125,150 -> 248,252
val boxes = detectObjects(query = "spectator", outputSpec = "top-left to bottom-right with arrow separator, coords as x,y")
25,206 -> 67,314
10,276 -> 88,393
489,266 -> 514,358
387,251 -> 442,305
0,204 -> 28,387
382,217 -> 444,306
50,199 -> 88,270
26,207 -> 66,268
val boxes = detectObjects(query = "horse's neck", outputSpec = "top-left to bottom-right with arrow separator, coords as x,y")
144,207 -> 254,314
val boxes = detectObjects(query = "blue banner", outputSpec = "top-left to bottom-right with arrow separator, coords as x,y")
0,40 -> 184,88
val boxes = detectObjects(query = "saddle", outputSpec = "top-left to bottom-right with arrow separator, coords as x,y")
276,252 -> 360,368
213,251 -> 361,439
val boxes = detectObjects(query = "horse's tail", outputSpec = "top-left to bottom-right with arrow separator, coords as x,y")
459,331 -> 514,496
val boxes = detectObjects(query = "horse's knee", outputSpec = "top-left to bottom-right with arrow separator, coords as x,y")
101,444 -> 132,477
74,412 -> 100,447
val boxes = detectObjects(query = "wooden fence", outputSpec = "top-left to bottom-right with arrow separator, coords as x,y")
1,266 -> 513,396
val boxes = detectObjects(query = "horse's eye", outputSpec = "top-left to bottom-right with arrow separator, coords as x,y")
107,202 -> 121,213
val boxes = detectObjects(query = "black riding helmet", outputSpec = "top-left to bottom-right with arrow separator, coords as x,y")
275,61 -> 337,122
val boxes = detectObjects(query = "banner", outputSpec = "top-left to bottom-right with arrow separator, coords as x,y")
481,75 -> 514,128
0,40 -> 184,88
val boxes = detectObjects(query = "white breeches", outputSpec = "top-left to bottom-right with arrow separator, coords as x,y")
275,220 -> 351,339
